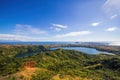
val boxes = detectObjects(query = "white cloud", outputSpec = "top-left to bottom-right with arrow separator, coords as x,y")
50,27 -> 62,32
0,24 -> 48,41
91,22 -> 100,27
52,24 -> 68,29
51,23 -> 68,31
106,27 -> 118,31
14,24 -> 46,35
110,14 -> 118,19
56,31 -> 91,38
0,34 -> 49,41
0,34 -> 30,41
103,0 -> 120,15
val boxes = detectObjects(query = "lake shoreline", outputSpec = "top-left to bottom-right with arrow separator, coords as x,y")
50,46 -> 113,55
0,43 -> 120,55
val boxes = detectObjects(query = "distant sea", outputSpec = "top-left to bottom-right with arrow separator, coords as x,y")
0,41 -> 120,46
0,42 -> 76,45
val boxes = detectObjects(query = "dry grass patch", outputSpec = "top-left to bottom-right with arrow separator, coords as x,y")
16,66 -> 39,80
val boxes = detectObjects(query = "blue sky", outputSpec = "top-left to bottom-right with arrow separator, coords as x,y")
0,0 -> 120,41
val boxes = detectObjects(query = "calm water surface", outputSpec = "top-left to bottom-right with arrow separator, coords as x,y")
50,47 -> 113,54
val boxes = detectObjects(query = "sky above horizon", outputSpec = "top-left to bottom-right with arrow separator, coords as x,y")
0,0 -> 120,42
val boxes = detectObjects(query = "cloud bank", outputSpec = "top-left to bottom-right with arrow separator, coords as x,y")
103,0 -> 120,15
14,24 -> 46,35
56,31 -> 91,38
106,27 -> 118,31
51,23 -> 68,31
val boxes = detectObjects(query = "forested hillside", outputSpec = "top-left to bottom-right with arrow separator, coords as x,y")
0,45 -> 120,80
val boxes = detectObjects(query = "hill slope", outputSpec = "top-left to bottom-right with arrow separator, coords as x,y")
0,46 -> 120,80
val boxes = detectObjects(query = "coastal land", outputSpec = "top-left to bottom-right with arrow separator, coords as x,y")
0,43 -> 120,80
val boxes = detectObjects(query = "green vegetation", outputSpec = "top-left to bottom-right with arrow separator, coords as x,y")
0,45 -> 120,80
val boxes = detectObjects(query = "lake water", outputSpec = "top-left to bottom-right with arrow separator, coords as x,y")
50,47 -> 113,54
16,46 -> 112,58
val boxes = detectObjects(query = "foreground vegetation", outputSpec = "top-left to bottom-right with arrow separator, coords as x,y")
0,45 -> 120,80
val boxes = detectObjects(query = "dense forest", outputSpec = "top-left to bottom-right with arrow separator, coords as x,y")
0,45 -> 120,80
